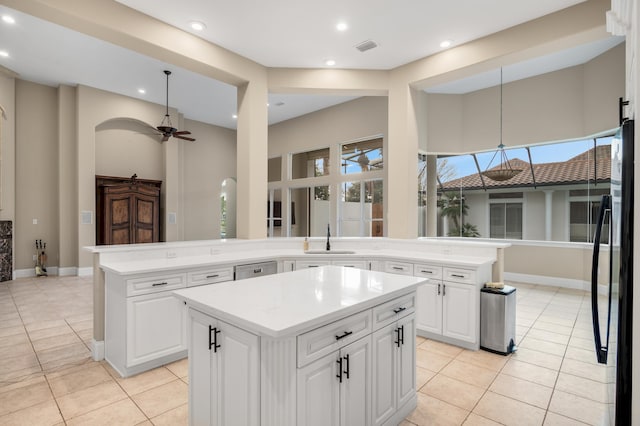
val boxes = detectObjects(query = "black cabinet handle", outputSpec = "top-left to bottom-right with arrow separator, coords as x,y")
392,266 -> 404,271
394,327 -> 401,347
420,270 -> 433,274
206,274 -> 219,279
336,357 -> 343,383
343,354 -> 350,379
451,274 -> 465,278
335,330 -> 353,341
152,281 -> 168,287
253,268 -> 263,274
393,307 -> 407,314
443,284 -> 446,296
400,325 -> 405,346
437,284 -> 441,295
209,326 -> 221,352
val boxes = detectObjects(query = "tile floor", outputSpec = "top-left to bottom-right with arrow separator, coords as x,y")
0,276 -> 613,425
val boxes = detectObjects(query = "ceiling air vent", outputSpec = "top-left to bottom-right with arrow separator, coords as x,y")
355,40 -> 378,52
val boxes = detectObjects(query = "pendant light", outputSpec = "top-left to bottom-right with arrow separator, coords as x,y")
481,68 -> 523,182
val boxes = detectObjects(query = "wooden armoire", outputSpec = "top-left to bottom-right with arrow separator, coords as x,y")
96,175 -> 162,245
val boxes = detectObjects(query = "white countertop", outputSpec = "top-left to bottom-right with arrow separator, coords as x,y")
173,265 -> 426,338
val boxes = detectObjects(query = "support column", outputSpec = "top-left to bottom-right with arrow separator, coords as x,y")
544,190 -> 554,240
236,79 -> 268,239
387,81 -> 419,238
426,155 -> 438,237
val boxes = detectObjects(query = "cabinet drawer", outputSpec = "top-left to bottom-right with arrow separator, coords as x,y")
372,293 -> 416,330
296,260 -> 331,270
443,267 -> 476,284
188,266 -> 233,287
126,273 -> 186,297
413,263 -> 442,279
332,260 -> 367,269
383,261 -> 413,276
297,309 -> 372,367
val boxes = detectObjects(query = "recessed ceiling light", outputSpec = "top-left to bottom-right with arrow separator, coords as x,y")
138,88 -> 146,94
336,22 -> 348,32
2,15 -> 15,24
232,114 -> 238,119
440,40 -> 453,48
189,21 -> 206,31
325,59 -> 336,66
0,51 -> 9,58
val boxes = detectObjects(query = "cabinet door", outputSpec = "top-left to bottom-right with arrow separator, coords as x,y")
126,292 -> 186,367
188,309 -> 215,426
133,192 -> 159,243
297,352 -> 340,426
216,321 -> 260,426
416,280 -> 442,335
340,336 -> 372,426
442,282 -> 476,343
371,324 -> 396,426
396,315 -> 416,409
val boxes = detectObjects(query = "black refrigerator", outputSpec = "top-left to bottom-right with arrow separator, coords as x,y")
591,118 -> 633,425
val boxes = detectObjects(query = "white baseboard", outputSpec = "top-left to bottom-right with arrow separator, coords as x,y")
504,272 -> 589,291
14,266 -> 59,279
92,339 -> 105,361
58,267 -> 78,276
78,267 -> 93,277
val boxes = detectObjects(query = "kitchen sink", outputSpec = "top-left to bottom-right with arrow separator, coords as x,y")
304,250 -> 356,255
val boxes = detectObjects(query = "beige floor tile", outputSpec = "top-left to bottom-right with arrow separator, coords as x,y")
416,366 -> 436,391
0,331 -> 30,348
66,398 -> 147,426
501,359 -> 558,387
526,329 -> 570,345
117,366 -> 178,396
548,390 -> 610,426
532,321 -> 573,336
543,412 -> 590,425
416,348 -> 453,373
536,316 -> 576,328
37,342 -> 91,367
405,392 -> 469,426
56,380 -> 128,420
150,403 -> 188,426
473,391 -> 545,426
0,375 -> 46,395
0,325 -> 26,338
69,319 -> 93,332
165,358 -> 188,378
418,339 -> 464,358
420,373 -> 485,411
0,379 -> 54,417
519,336 -> 567,357
560,358 -> 609,383
399,421 -> 418,426
489,373 -> 552,409
463,413 -> 503,426
24,320 -> 68,334
0,318 -> 23,328
48,363 -> 114,397
455,349 -> 509,372
134,421 -> 153,426
0,400 -> 63,426
439,359 -> 497,389
567,336 -> 594,351
45,360 -> 100,380
511,347 -> 563,371
554,372 -> 613,404
32,332 -> 83,353
563,346 -> 603,365
131,379 -> 188,418
0,342 -> 35,360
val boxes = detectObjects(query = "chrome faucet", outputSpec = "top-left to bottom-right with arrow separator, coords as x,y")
326,224 -> 331,251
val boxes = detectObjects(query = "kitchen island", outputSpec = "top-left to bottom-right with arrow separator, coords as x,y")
173,265 -> 427,426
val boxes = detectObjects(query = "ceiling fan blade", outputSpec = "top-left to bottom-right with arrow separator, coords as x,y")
173,130 -> 192,135
174,135 -> 196,142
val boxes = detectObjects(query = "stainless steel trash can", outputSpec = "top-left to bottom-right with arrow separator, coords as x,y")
480,285 -> 516,355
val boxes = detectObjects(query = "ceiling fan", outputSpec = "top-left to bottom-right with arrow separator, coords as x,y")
156,70 -> 195,142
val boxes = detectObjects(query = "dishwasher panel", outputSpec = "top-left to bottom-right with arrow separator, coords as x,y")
234,261 -> 278,280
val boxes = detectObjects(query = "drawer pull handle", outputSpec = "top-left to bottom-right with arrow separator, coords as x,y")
209,326 -> 221,352
152,282 -> 168,287
308,265 -> 319,268
393,307 -> 407,314
443,284 -> 446,296
253,268 -> 263,274
438,284 -> 441,295
451,274 -> 465,278
206,274 -> 220,279
336,357 -> 343,383
392,266 -> 404,271
421,270 -> 433,274
335,331 -> 353,341
343,354 -> 350,379
395,325 -> 405,347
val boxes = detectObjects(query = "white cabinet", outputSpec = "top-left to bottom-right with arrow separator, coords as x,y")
332,259 -> 368,269
442,281 -> 476,343
105,272 -> 188,377
296,259 -> 331,269
127,291 -> 187,367
297,336 -> 372,426
372,314 -> 415,426
189,308 -> 260,426
383,260 -> 413,276
416,280 -> 443,335
187,266 -> 234,287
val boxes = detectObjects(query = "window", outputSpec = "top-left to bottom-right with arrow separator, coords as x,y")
340,179 -> 383,237
570,200 -> 608,243
490,203 -> 523,239
268,157 -> 282,182
291,148 -> 330,179
341,138 -> 383,174
288,186 -> 330,237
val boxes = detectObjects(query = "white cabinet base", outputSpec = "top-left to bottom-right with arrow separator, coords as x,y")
416,329 -> 478,351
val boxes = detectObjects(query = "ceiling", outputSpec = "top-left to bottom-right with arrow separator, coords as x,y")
0,1 -> 624,130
